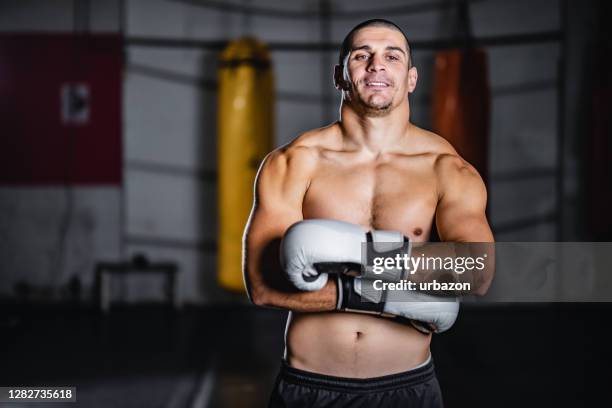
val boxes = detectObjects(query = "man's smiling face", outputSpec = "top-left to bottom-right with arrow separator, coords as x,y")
340,26 -> 415,117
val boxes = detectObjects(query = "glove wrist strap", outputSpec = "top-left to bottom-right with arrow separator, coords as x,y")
336,274 -> 385,315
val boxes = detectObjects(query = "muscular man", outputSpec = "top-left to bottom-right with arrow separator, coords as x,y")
243,19 -> 494,407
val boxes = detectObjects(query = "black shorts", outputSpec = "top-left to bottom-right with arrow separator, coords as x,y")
268,357 -> 443,408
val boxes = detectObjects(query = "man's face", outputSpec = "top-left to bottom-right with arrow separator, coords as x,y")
337,26 -> 416,117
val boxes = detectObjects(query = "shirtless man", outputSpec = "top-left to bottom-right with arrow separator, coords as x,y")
243,19 -> 494,407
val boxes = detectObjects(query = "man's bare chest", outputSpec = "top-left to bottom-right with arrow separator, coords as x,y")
301,159 -> 439,240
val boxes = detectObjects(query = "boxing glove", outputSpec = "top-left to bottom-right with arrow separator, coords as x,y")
336,274 -> 459,333
280,219 -> 410,290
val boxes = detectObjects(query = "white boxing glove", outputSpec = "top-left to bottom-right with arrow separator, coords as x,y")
281,219 -> 460,333
280,219 -> 409,291
280,219 -> 366,291
337,275 -> 460,333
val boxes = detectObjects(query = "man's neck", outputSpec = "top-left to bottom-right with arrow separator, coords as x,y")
338,101 -> 412,154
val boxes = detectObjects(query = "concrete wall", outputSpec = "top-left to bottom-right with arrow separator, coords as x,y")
0,0 -> 122,302
0,0 -> 577,304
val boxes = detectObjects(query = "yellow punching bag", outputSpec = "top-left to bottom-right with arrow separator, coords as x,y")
217,38 -> 274,292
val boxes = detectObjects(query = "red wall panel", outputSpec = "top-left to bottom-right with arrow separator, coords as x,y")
0,34 -> 122,185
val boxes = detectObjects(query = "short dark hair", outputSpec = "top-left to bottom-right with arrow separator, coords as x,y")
338,19 -> 412,67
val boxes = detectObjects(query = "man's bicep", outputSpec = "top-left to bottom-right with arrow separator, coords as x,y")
246,149 -> 308,241
243,150 -> 310,302
435,165 -> 493,243
437,209 -> 491,242
246,199 -> 302,251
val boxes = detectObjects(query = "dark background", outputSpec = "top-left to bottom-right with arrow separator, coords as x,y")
1,0 -> 611,407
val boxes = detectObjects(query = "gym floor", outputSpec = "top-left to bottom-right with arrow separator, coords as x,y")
1,302 -> 608,407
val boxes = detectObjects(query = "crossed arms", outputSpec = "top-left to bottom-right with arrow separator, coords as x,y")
243,145 -> 494,312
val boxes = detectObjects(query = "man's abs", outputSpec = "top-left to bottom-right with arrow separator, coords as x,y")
285,311 -> 431,378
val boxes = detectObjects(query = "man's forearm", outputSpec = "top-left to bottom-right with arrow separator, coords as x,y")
253,279 -> 337,312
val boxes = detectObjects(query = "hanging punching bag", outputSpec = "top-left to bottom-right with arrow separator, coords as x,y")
431,1 -> 489,182
218,38 -> 274,292
432,48 -> 490,182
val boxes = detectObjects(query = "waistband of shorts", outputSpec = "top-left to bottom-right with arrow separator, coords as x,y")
279,356 -> 435,393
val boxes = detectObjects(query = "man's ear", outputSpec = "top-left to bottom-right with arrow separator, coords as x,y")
334,65 -> 347,91
407,66 -> 418,93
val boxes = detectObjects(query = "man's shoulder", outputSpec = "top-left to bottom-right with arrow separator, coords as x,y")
259,125 -> 337,183
410,126 -> 478,178
410,126 -> 458,156
264,124 -> 339,170
433,151 -> 485,200
407,127 -> 484,194
289,123 -> 340,151
435,153 -> 479,180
